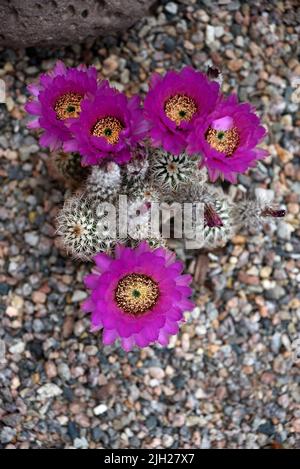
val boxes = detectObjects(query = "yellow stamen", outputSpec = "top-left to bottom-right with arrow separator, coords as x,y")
54,92 -> 83,120
164,94 -> 197,126
206,127 -> 239,156
91,117 -> 124,145
115,273 -> 159,316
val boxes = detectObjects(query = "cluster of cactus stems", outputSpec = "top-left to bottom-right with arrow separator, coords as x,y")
54,147 -> 285,261
25,60 -> 288,349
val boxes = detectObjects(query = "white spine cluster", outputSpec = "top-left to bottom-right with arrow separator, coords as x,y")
85,162 -> 121,200
150,149 -> 202,194
56,195 -> 116,260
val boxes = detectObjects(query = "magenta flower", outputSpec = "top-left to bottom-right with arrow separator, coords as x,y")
187,94 -> 268,183
82,242 -> 194,351
25,61 -> 98,151
66,85 -> 148,166
144,67 -> 220,155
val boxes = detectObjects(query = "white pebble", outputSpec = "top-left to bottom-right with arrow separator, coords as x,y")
93,404 -> 108,416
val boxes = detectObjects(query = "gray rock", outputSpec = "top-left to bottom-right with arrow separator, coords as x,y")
165,2 -> 178,15
74,437 -> 89,449
37,383 -> 63,400
0,0 -> 155,49
0,427 -> 16,444
25,232 -> 39,247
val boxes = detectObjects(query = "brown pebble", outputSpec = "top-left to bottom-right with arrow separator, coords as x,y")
45,361 -> 57,379
62,316 -> 74,339
238,272 -> 260,285
32,291 -> 47,304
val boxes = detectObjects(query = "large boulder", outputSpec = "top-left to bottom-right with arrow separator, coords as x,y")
0,0 -> 155,49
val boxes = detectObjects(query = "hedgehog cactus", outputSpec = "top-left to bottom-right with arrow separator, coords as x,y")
26,61 -> 286,349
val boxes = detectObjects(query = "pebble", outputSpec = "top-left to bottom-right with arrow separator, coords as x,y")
24,232 -> 39,247
37,384 -> 63,400
93,404 -> 108,416
277,221 -> 294,240
45,361 -> 57,379
148,367 -> 165,380
32,291 -> 47,304
165,2 -> 178,15
74,437 -> 89,449
71,290 -> 88,303
0,427 -> 16,444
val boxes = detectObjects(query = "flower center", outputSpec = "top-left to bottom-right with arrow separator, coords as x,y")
164,94 -> 197,126
71,223 -> 85,237
91,117 -> 124,145
115,273 -> 160,316
206,127 -> 239,156
167,162 -> 178,174
54,92 -> 83,120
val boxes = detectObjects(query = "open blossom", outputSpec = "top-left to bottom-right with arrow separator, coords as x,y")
66,85 -> 148,166
144,67 -> 220,155
187,94 -> 268,183
25,61 -> 98,151
83,242 -> 194,350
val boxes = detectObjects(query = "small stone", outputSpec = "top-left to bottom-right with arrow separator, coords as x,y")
260,266 -> 272,278
163,36 -> 176,53
0,283 -> 10,295
145,415 -> 158,431
9,341 -> 25,355
271,332 -> 281,354
205,25 -> 215,44
74,320 -> 86,337
162,434 -> 174,448
71,290 -> 87,303
195,388 -> 207,399
102,55 -> 119,76
238,272 -> 260,286
93,404 -> 108,416
0,427 -> 16,444
67,422 -> 80,441
181,332 -> 190,352
58,363 -> 71,381
62,316 -> 74,338
228,59 -> 243,72
37,383 -> 63,400
255,188 -> 274,204
277,221 -> 294,240
33,319 -> 44,333
149,367 -> 165,380
265,286 -> 285,301
32,291 -> 47,304
0,340 -> 6,363
278,394 -> 289,409
74,437 -> 89,449
292,419 -> 300,433
45,361 -> 57,379
165,2 -> 178,15
25,232 -> 39,247
258,422 -> 275,436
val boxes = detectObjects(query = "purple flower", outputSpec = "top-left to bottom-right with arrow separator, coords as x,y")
187,94 -> 268,183
83,242 -> 194,350
66,85 -> 148,166
25,61 -> 98,151
144,67 -> 220,155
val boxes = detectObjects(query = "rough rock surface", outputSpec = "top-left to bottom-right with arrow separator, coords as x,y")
0,0 -> 155,48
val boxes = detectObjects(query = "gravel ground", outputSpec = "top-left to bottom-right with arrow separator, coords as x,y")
0,0 -> 300,450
